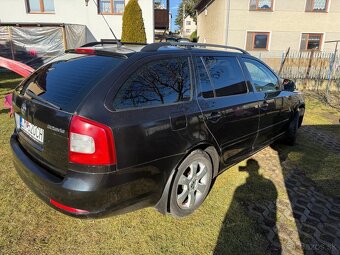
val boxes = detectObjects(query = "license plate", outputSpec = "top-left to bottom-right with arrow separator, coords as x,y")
15,113 -> 44,144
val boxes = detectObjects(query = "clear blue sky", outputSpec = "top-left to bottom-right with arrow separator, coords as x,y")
170,0 -> 181,32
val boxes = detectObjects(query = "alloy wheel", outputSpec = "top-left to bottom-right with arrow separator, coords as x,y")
176,161 -> 209,210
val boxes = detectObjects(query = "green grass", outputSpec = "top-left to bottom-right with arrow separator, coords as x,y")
0,73 -> 339,254
303,91 -> 340,139
0,73 -> 23,96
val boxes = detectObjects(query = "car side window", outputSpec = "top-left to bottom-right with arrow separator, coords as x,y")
113,57 -> 191,110
196,57 -> 215,98
243,58 -> 280,92
203,56 -> 248,97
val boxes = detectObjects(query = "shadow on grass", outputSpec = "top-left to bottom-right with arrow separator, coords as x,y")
214,159 -> 281,254
0,108 -> 11,115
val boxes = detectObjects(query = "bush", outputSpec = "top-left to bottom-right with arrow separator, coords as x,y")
190,30 -> 199,42
121,0 -> 147,43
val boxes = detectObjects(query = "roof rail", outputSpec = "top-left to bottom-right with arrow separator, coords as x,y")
141,42 -> 249,55
65,48 -> 128,59
141,42 -> 171,52
81,41 -> 147,47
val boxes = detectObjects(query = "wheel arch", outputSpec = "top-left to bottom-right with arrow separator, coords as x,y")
297,103 -> 305,127
154,142 -> 220,214
290,101 -> 305,125
297,102 -> 305,112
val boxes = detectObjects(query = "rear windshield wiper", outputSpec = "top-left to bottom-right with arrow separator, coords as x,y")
25,89 -> 61,110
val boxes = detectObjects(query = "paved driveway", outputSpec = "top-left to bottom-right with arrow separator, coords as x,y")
246,126 -> 339,255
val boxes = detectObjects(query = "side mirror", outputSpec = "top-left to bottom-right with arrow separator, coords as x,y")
282,79 -> 296,92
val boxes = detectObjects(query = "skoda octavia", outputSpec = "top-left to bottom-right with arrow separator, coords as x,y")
10,42 -> 305,218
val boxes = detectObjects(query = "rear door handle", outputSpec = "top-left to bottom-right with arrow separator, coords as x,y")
206,112 -> 222,122
260,101 -> 269,110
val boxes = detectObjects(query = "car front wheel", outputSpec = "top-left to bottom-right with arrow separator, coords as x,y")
169,150 -> 212,218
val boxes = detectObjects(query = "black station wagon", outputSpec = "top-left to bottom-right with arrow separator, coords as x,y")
10,42 -> 305,218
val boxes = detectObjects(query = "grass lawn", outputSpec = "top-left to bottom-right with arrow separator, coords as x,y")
0,73 -> 339,254
302,91 -> 340,139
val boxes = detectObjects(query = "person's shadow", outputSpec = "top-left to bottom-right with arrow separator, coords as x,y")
214,159 -> 281,255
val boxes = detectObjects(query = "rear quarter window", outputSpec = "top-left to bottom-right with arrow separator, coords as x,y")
113,57 -> 191,110
21,54 -> 124,112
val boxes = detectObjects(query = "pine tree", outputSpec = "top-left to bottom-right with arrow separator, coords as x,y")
121,0 -> 147,43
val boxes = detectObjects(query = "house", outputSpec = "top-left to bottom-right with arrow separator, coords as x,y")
154,0 -> 171,41
0,0 -> 154,67
0,0 -> 154,43
195,0 -> 340,53
182,15 -> 196,38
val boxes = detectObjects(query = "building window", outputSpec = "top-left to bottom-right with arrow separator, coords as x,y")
26,0 -> 55,13
246,32 -> 270,50
186,29 -> 191,33
300,33 -> 323,51
98,0 -> 125,14
306,0 -> 329,12
249,0 -> 273,11
186,21 -> 191,25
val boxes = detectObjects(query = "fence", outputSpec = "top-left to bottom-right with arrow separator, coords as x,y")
252,50 -> 340,91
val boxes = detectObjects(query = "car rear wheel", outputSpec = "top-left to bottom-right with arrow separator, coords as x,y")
169,150 -> 212,217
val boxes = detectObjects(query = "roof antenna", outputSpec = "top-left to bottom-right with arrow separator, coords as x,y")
88,0 -> 123,47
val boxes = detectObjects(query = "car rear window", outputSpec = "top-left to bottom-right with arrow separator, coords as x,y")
21,54 -> 124,112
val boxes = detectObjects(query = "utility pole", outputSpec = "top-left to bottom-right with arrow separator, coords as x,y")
183,0 -> 186,37
325,40 -> 340,101
167,0 -> 170,31
225,0 -> 231,46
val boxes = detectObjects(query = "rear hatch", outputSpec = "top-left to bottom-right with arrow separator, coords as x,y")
12,53 -> 124,176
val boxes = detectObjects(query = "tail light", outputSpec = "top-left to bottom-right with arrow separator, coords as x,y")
69,115 -> 116,165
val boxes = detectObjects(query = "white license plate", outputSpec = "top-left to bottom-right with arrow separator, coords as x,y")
15,114 -> 44,144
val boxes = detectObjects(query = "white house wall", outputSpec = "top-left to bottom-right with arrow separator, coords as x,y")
0,0 -> 154,43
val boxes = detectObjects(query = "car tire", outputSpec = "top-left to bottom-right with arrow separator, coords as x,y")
169,150 -> 212,218
285,110 -> 300,146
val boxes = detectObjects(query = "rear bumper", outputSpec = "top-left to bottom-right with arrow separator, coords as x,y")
10,134 -> 159,218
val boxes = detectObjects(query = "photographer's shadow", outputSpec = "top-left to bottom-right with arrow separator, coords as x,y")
214,159 -> 281,255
